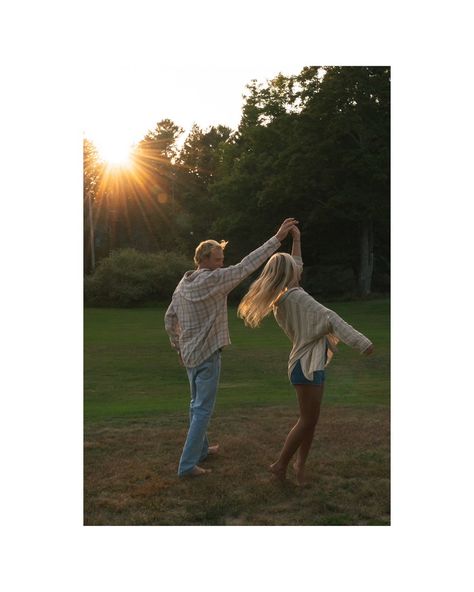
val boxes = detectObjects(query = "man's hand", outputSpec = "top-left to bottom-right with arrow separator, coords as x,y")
275,218 -> 299,242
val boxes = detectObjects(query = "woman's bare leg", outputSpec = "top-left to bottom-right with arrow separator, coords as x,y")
292,385 -> 324,485
270,384 -> 323,483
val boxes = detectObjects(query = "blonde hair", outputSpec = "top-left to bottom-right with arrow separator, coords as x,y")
194,239 -> 228,266
238,253 -> 299,328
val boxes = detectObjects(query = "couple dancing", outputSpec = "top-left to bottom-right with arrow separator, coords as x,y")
165,218 -> 373,486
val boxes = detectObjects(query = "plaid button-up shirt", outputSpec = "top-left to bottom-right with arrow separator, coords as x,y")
164,236 -> 281,368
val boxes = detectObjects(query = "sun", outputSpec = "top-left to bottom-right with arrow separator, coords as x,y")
95,135 -> 136,169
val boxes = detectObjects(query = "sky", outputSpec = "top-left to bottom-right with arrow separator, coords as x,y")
83,64 -> 306,161
80,1 -> 316,160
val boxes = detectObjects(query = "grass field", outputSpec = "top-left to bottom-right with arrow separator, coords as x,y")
84,298 -> 390,525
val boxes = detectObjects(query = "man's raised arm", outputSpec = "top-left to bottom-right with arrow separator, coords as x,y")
216,218 -> 298,294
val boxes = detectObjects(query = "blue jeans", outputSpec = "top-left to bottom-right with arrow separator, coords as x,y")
178,350 -> 221,476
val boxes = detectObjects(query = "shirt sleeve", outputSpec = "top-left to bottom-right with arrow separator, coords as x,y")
213,236 -> 281,294
164,301 -> 181,351
326,309 -> 372,353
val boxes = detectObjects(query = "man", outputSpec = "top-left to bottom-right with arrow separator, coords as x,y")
164,218 -> 298,477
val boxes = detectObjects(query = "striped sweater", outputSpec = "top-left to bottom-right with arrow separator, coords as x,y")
273,283 -> 373,381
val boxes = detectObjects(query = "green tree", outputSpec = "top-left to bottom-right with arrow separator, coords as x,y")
209,75 -> 301,258
83,68 -> 390,299
134,118 -> 184,204
210,67 -> 390,296
83,137 -> 104,273
112,119 -> 185,252
175,124 -> 232,248
295,66 -> 390,295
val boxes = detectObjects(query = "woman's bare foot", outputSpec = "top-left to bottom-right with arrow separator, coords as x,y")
189,465 -> 212,477
269,461 -> 287,481
207,444 -> 220,455
292,462 -> 307,487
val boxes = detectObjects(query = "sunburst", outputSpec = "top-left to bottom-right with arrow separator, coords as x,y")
95,135 -> 136,169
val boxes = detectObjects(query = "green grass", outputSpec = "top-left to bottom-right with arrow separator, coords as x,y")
84,299 -> 390,421
84,298 -> 390,526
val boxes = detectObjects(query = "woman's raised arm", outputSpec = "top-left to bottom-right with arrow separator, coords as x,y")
290,224 -> 301,258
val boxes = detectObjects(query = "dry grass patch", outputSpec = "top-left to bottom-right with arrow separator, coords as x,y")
84,405 -> 389,526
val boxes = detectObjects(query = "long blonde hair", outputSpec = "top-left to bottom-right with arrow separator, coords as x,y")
238,253 -> 299,328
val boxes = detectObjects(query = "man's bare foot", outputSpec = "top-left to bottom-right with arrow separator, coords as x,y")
292,462 -> 307,487
207,444 -> 220,455
189,465 -> 212,477
269,461 -> 287,481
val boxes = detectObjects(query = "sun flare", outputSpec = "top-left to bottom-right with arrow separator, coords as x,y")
95,136 -> 136,169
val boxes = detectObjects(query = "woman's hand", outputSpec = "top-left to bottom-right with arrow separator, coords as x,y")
275,218 -> 298,241
290,225 -> 301,240
364,345 -> 374,356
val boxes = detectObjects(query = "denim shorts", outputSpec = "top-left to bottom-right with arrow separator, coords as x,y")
290,359 -> 325,386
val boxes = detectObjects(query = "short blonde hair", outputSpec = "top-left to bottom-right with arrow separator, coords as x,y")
194,239 -> 229,266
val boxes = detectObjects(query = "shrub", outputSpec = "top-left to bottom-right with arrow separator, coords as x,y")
84,249 -> 192,307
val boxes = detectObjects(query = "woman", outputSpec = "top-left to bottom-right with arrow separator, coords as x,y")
238,226 -> 374,486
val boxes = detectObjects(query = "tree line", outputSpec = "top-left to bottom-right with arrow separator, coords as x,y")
84,66 -> 390,300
